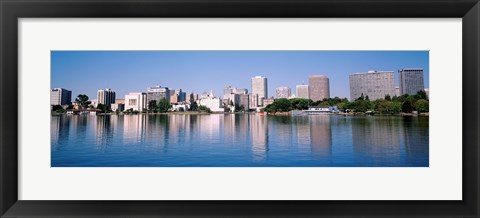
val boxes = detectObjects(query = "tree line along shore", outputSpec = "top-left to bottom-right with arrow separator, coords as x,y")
52,90 -> 428,116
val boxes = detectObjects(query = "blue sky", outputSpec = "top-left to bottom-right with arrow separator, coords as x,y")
51,51 -> 429,100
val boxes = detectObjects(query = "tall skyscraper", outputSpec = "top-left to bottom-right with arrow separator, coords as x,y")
398,68 -> 425,95
309,75 -> 330,101
50,88 -> 72,105
349,71 -> 395,101
147,86 -> 170,104
175,89 -> 186,102
97,88 -> 116,108
275,87 -> 291,98
296,84 -> 309,99
251,76 -> 268,106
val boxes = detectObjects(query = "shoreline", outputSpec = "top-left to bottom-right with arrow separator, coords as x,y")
53,111 -> 429,116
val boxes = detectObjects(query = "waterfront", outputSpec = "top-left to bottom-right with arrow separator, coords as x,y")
51,114 -> 429,167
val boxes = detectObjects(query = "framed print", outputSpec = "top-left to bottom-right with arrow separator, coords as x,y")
1,0 -> 479,217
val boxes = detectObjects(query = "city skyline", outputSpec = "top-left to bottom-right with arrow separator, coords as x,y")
51,51 -> 429,100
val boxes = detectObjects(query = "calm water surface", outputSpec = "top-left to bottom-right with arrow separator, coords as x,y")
51,114 -> 429,167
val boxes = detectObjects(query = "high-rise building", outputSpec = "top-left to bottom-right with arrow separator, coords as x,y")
50,88 -> 72,105
233,88 -> 248,95
249,93 -> 259,109
349,71 -> 395,101
239,94 -> 250,111
296,84 -> 309,99
251,76 -> 268,106
275,87 -> 291,98
97,89 -> 116,109
125,92 -> 147,112
147,86 -> 170,104
170,91 -> 179,104
175,89 -> 186,102
398,68 -> 425,95
224,86 -> 234,100
224,85 -> 248,99
187,92 -> 198,104
228,93 -> 250,111
309,75 -> 330,101
395,86 -> 400,97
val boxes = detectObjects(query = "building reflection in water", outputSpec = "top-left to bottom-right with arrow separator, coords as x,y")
351,117 -> 401,166
123,114 -> 147,145
223,114 -> 250,152
51,115 -> 71,150
250,114 -> 268,161
293,116 -> 311,147
196,114 -> 222,146
402,116 -> 429,166
95,115 -> 116,151
223,114 -> 236,145
270,116 -> 293,149
309,115 -> 332,160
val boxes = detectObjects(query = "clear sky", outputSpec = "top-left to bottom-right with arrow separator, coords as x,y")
51,51 -> 429,100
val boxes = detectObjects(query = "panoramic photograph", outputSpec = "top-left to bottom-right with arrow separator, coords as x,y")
51,51 -> 429,167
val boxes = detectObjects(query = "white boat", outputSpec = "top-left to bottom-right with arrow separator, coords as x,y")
302,106 -> 339,115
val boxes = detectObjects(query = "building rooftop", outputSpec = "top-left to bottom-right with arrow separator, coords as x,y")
399,68 -> 423,71
309,75 -> 328,78
351,70 -> 394,75
308,106 -> 331,108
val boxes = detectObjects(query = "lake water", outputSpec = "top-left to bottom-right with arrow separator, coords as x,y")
51,114 -> 429,167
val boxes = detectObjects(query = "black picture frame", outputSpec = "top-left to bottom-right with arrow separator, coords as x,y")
1,0 -> 479,217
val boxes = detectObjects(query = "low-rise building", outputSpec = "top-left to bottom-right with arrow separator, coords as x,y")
263,98 -> 275,107
199,97 -> 224,112
125,92 -> 147,112
303,106 -> 339,114
171,104 -> 189,112
111,103 -> 125,112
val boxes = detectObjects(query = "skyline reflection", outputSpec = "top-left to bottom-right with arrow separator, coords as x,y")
51,114 -> 429,167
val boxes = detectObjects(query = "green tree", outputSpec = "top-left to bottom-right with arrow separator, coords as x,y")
391,102 -> 402,114
356,93 -> 365,101
96,103 -> 107,113
156,98 -> 171,113
335,102 -> 346,111
263,103 -> 277,114
274,98 -> 292,112
198,105 -> 211,113
384,95 -> 391,101
289,98 -> 311,110
75,94 -> 91,109
415,90 -> 428,100
374,99 -> 392,114
190,101 -> 198,111
51,105 -> 65,113
402,101 -> 414,113
415,99 -> 429,112
319,101 -> 331,106
148,100 -> 157,112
